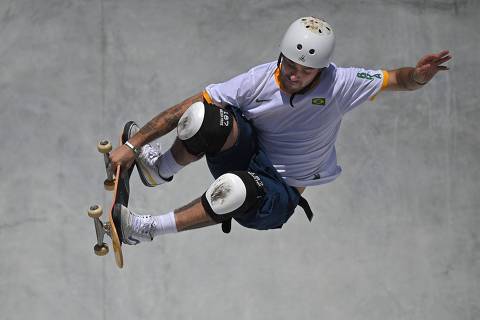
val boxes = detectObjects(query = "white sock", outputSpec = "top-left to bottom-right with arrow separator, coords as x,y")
152,211 -> 177,236
156,149 -> 184,179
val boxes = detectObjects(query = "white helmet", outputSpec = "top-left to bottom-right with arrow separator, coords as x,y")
280,17 -> 335,69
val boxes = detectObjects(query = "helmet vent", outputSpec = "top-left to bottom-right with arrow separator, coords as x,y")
297,44 -> 303,50
309,49 -> 315,55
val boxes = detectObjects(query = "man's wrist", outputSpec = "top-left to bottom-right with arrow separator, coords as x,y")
411,69 -> 427,86
125,141 -> 140,157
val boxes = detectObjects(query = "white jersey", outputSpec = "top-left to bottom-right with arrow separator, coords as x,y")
204,61 -> 388,187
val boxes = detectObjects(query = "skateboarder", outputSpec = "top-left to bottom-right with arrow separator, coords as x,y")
109,17 -> 452,245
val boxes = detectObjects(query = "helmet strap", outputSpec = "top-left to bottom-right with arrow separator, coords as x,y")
277,53 -> 283,68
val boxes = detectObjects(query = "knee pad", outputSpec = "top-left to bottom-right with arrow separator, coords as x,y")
201,171 -> 265,223
177,101 -> 233,156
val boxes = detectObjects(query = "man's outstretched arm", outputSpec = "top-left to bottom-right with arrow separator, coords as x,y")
384,50 -> 452,91
110,92 -> 204,168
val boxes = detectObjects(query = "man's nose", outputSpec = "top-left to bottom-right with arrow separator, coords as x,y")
289,70 -> 300,81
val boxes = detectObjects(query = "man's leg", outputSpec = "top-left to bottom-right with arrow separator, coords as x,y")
116,102 -> 248,244
169,109 -> 239,166
174,198 -> 216,231
117,170 -> 264,244
130,102 -> 239,186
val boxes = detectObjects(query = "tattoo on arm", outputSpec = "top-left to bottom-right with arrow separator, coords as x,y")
138,92 -> 204,142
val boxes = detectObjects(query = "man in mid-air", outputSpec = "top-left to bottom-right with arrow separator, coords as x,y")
109,16 -> 451,245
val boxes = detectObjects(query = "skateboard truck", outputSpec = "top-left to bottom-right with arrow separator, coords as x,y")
87,204 -> 109,256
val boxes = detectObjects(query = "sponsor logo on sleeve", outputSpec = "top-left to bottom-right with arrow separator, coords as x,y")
312,97 -> 326,106
356,72 -> 382,82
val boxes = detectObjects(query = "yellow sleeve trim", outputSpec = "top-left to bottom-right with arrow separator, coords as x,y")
381,70 -> 389,90
202,90 -> 213,104
370,70 -> 389,101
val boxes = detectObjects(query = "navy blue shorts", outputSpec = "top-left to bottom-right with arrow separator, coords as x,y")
206,106 -> 301,230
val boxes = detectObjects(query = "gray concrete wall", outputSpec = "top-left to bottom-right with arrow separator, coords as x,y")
0,0 -> 478,319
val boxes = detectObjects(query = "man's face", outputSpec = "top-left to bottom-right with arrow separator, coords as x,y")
279,57 -> 321,94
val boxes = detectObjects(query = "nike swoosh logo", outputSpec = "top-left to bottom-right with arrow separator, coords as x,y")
255,98 -> 271,103
128,236 -> 140,245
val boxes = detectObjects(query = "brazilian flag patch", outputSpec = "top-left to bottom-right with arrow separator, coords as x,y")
312,98 -> 326,106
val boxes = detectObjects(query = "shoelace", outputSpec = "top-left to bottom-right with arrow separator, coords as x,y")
141,143 -> 162,166
131,214 -> 156,240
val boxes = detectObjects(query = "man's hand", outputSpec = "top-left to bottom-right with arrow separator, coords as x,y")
386,50 -> 452,91
412,50 -> 452,84
110,144 -> 136,169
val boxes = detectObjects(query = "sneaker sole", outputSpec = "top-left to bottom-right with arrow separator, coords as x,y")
122,121 -> 136,144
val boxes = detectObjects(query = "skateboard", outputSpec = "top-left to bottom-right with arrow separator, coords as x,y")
87,138 -> 133,269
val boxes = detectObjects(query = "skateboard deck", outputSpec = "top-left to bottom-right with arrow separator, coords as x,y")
88,136 -> 133,269
108,164 -> 125,268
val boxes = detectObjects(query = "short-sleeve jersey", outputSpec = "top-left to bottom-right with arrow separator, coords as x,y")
204,61 -> 388,187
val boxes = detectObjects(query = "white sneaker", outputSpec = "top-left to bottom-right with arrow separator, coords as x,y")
123,121 -> 172,187
114,204 -> 156,245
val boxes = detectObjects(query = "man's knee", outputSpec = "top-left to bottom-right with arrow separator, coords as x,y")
177,101 -> 234,156
201,171 -> 265,223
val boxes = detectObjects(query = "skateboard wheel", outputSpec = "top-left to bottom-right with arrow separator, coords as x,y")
94,243 -> 109,256
88,205 -> 103,218
97,140 -> 112,154
104,179 -> 115,191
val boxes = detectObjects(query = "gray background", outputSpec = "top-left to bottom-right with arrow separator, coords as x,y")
0,0 -> 478,319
